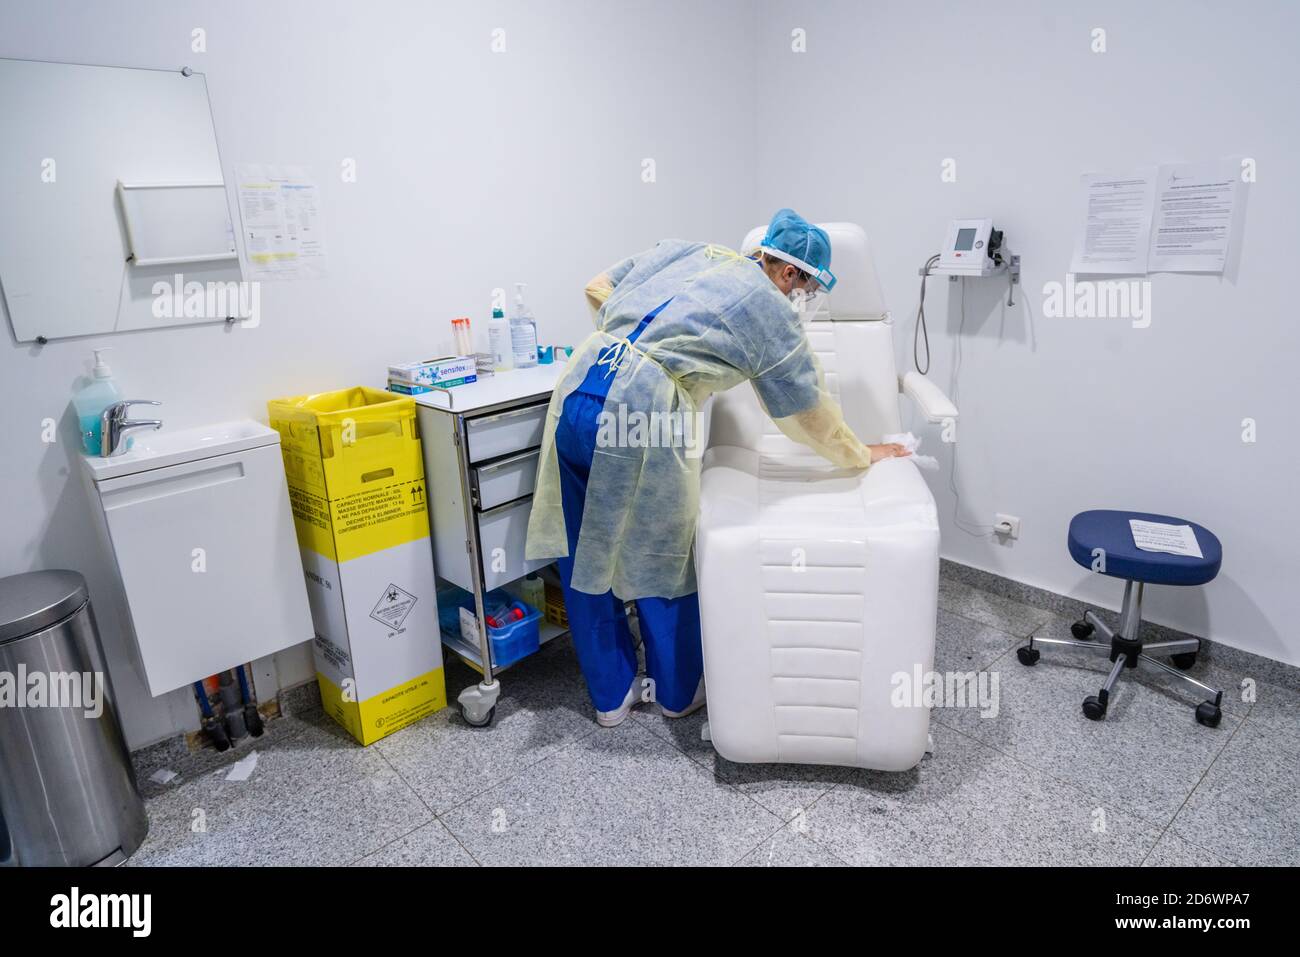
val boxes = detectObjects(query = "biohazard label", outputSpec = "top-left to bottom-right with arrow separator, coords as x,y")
370,583 -> 417,631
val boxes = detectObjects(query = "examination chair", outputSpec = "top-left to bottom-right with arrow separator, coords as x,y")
695,222 -> 957,771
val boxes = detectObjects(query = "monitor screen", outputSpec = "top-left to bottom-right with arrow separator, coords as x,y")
954,227 -> 977,251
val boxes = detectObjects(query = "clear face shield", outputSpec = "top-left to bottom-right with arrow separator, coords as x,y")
762,246 -> 836,325
788,279 -> 828,325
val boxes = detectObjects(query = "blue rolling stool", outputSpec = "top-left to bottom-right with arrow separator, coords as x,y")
1016,510 -> 1224,727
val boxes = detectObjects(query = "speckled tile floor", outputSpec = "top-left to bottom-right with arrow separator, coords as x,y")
130,570 -> 1300,867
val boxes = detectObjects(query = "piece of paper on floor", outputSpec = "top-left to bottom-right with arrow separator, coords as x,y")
149,768 -> 177,785
225,751 -> 259,782
1130,519 -> 1203,558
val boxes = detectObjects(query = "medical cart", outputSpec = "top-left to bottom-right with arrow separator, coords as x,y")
415,364 -> 569,727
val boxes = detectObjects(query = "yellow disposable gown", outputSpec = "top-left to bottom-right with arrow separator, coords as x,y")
525,240 -> 872,601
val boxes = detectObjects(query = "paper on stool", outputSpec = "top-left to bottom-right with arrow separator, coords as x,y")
1129,520 -> 1203,558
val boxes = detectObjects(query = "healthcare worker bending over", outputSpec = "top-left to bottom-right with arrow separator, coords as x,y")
526,209 -> 908,727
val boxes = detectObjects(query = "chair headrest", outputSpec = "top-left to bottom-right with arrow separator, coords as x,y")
742,220 -> 889,321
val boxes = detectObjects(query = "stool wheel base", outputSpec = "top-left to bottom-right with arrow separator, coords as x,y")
1195,701 -> 1222,728
1082,695 -> 1107,721
1016,646 -> 1040,666
1171,652 -> 1198,671
1071,620 -> 1095,640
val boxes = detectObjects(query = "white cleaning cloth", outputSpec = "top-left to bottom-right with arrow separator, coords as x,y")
882,432 -> 939,471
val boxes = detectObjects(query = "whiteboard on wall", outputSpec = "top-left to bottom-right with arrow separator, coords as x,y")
117,181 -> 237,267
0,58 -> 241,342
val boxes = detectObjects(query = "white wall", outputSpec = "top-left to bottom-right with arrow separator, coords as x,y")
0,0 -> 759,747
752,0 -> 1300,664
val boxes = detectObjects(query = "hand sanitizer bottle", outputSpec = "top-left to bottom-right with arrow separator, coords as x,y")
510,282 -> 539,369
74,348 -> 124,455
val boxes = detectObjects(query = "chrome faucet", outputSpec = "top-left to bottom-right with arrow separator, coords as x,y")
100,399 -> 163,457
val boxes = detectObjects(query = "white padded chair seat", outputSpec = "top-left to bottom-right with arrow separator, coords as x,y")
701,447 -> 939,533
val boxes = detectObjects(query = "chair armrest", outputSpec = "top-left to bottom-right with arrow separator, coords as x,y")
899,371 -> 958,423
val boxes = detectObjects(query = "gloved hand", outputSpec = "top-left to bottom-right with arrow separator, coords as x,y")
868,443 -> 911,464
585,272 -> 615,320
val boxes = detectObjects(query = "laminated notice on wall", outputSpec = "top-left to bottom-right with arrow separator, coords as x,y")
235,163 -> 327,280
1071,159 -> 1246,276
1069,169 -> 1157,275
1148,160 -> 1245,274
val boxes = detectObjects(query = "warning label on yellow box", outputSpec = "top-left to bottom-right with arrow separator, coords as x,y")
286,478 -> 428,563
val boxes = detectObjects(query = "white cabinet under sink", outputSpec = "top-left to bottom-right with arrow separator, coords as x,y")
83,421 -> 313,696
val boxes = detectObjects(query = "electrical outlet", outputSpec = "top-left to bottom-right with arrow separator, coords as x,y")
994,513 -> 1021,539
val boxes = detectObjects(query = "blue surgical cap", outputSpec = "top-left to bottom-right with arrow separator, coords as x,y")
760,208 -> 837,291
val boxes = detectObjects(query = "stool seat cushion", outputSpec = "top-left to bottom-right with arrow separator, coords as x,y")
1068,509 -> 1222,586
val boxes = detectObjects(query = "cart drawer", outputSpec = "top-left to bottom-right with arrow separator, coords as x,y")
472,449 -> 540,511
466,402 -> 547,464
477,496 -> 549,591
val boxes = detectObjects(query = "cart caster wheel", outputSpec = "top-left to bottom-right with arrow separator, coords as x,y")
460,704 -> 496,728
1082,695 -> 1107,721
1071,620 -> 1095,640
1171,652 -> 1198,671
1016,646 -> 1040,666
1195,701 -> 1222,728
244,705 -> 265,738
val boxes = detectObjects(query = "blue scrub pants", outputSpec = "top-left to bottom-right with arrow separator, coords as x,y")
553,303 -> 703,715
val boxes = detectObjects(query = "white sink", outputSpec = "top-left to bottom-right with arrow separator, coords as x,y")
82,419 -> 281,481
80,415 -> 312,696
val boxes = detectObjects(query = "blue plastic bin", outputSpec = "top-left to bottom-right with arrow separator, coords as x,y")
437,585 -> 541,669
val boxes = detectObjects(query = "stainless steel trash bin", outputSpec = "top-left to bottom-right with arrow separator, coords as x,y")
0,570 -> 148,866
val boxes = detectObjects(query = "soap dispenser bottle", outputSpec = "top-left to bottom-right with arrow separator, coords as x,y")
509,282 -> 539,369
74,348 -> 124,455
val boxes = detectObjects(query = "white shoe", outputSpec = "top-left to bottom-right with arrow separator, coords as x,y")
595,679 -> 641,728
660,678 -> 706,719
